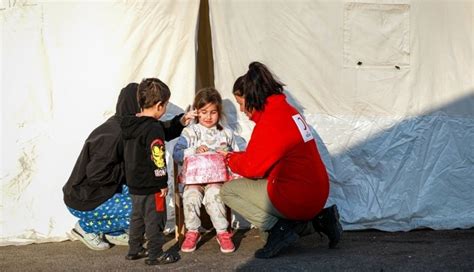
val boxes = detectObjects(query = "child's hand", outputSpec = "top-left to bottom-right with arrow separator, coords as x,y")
160,188 -> 168,197
180,105 -> 197,126
196,145 -> 209,153
216,144 -> 229,153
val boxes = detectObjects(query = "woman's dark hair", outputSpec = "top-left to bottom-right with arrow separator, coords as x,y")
193,87 -> 224,130
232,75 -> 245,97
137,78 -> 171,109
232,62 -> 284,112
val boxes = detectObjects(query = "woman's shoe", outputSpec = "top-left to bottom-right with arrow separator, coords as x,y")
71,222 -> 110,250
105,233 -> 129,246
312,204 -> 343,249
254,219 -> 298,259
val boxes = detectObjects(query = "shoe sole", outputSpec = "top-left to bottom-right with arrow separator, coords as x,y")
125,249 -> 148,260
107,240 -> 129,246
71,229 -> 110,251
181,236 -> 201,253
145,253 -> 180,265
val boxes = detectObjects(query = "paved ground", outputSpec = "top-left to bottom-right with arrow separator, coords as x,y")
1,228 -> 473,271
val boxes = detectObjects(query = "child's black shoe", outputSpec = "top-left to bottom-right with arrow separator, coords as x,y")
125,248 -> 148,260
145,252 -> 179,265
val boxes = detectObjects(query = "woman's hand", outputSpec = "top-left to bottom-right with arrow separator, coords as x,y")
180,106 -> 197,126
196,145 -> 209,153
217,150 -> 233,166
216,149 -> 229,156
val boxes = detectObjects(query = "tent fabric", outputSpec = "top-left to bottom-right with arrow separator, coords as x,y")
209,0 -> 474,231
1,0 -> 200,246
343,3 -> 410,68
1,0 -> 473,246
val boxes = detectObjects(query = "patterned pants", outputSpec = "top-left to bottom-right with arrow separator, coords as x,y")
67,185 -> 132,235
183,183 -> 228,232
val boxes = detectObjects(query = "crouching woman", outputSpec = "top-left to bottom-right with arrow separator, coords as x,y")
220,62 -> 343,258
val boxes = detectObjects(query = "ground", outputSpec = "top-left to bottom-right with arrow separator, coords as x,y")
1,228 -> 473,271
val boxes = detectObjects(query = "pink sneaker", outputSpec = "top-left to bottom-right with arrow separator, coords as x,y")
216,231 -> 235,253
181,231 -> 201,252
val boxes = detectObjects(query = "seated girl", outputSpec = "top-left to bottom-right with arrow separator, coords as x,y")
173,87 -> 237,253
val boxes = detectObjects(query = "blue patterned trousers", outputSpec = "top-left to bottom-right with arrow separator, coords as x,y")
67,185 -> 132,235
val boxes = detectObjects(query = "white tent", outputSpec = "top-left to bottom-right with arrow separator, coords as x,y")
1,0 -> 473,246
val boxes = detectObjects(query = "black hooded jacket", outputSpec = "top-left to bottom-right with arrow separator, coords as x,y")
121,114 -> 184,195
62,83 -> 140,211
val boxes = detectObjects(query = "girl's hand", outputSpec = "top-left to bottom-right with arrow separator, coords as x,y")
160,188 -> 168,197
180,105 -> 197,126
196,145 -> 209,153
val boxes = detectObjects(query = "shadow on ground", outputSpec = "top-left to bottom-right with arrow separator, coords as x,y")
1,228 -> 473,271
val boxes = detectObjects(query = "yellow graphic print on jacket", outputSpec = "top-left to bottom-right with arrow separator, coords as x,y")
151,139 -> 167,177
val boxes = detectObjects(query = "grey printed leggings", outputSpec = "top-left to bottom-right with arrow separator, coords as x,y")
183,183 -> 229,233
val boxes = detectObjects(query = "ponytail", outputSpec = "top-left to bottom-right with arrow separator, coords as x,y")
234,61 -> 284,112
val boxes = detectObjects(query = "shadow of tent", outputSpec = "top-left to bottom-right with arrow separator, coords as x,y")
326,91 -> 474,231
222,98 -> 248,151
276,90 -> 473,231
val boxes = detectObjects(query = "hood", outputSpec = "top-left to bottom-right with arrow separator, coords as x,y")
116,83 -> 140,116
121,115 -> 155,140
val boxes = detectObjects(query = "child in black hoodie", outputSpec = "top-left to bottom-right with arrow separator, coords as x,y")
121,78 -> 195,266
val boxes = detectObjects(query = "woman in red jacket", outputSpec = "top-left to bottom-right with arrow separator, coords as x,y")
220,62 -> 343,258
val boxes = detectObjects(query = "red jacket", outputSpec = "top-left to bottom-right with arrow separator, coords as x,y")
227,94 -> 329,220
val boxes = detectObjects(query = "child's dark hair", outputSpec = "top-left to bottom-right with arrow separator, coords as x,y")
137,78 -> 171,109
193,87 -> 224,130
232,61 -> 284,112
